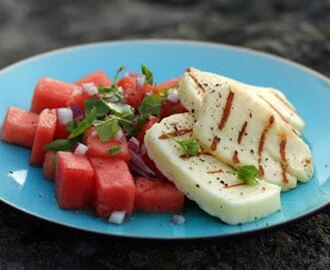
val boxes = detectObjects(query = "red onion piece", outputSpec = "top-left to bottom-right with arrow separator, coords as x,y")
129,150 -> 155,177
167,89 -> 179,103
171,215 -> 185,225
72,86 -> 83,96
70,104 -> 84,121
82,82 -> 98,96
108,211 -> 126,225
127,71 -> 139,78
56,108 -> 73,124
136,74 -> 146,88
127,137 -> 140,154
72,143 -> 88,155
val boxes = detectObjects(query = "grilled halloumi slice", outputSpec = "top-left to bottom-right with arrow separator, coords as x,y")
144,113 -> 281,225
178,67 -> 304,133
193,84 -> 313,191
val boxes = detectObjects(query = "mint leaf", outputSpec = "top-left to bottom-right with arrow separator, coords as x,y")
69,107 -> 97,139
66,121 -> 77,133
141,64 -> 153,85
94,118 -> 121,142
108,102 -> 134,116
108,145 -> 122,156
44,139 -> 76,152
237,165 -> 259,185
84,99 -> 110,117
174,138 -> 200,157
138,94 -> 165,118
98,84 -> 124,102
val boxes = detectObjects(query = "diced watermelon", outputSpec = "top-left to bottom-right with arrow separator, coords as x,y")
155,78 -> 181,91
1,106 -> 38,147
160,101 -> 188,119
75,70 -> 112,87
31,78 -> 79,113
118,76 -> 138,108
54,123 -> 70,139
137,116 -> 159,144
55,152 -> 95,209
135,177 -> 184,213
118,77 -> 154,108
30,109 -> 57,165
66,91 -> 92,111
86,132 -> 131,162
43,151 -> 56,180
89,158 -> 135,217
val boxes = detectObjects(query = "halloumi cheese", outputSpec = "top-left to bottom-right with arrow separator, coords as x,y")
178,67 -> 304,133
144,113 -> 281,225
192,84 -> 313,191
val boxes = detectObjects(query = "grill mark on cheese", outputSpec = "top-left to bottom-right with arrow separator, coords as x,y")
279,133 -> 289,184
159,128 -> 193,139
207,169 -> 223,174
259,165 -> 265,178
223,182 -> 245,189
272,92 -> 297,113
281,163 -> 289,184
187,68 -> 207,93
237,121 -> 248,144
258,115 -> 275,178
279,133 -> 287,163
210,136 -> 221,151
218,90 -> 235,130
232,150 -> 240,163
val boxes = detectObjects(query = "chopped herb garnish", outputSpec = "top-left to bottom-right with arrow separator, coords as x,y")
66,121 -> 77,133
69,107 -> 97,139
114,66 -> 125,83
141,64 -> 153,85
84,99 -> 110,117
94,117 -> 121,142
107,102 -> 134,116
52,155 -> 57,167
44,139 -> 76,152
138,94 -> 165,118
237,165 -> 259,185
98,84 -> 124,103
108,145 -> 122,156
174,138 -> 200,157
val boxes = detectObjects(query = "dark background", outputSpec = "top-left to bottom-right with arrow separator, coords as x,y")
0,0 -> 329,269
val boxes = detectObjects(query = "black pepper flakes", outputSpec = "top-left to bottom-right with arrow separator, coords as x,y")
195,184 -> 200,188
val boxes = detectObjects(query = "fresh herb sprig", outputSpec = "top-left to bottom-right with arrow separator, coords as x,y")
227,165 -> 259,185
141,64 -> 153,85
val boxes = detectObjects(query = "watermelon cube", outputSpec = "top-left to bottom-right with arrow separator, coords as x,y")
75,70 -> 112,87
43,151 -> 56,180
55,152 -> 95,209
160,100 -> 188,119
1,106 -> 38,147
117,76 -> 153,108
30,109 -> 57,165
54,123 -> 70,139
31,78 -> 79,113
155,78 -> 180,91
135,177 -> 184,213
89,158 -> 135,217
86,132 -> 131,162
137,115 -> 159,144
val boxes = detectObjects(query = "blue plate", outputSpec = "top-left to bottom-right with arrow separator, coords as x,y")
0,40 -> 329,239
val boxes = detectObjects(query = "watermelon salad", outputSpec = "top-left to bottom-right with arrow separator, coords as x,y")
1,66 -> 187,225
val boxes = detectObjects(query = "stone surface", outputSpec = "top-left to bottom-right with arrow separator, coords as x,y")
0,0 -> 329,269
